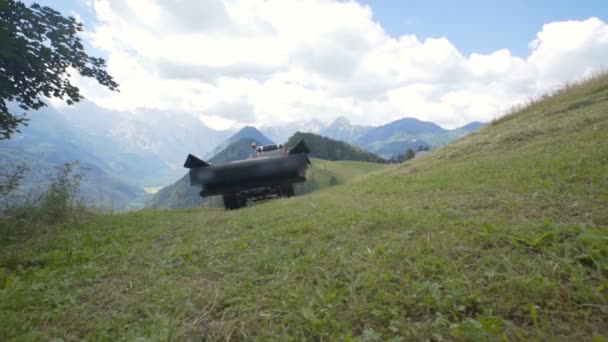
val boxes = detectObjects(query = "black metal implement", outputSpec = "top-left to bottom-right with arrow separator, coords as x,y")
184,139 -> 310,209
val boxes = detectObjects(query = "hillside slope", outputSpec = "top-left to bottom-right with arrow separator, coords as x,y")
1,75 -> 607,340
294,158 -> 386,196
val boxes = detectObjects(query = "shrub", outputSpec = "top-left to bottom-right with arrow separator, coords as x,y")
38,161 -> 86,223
0,161 -> 88,233
0,162 -> 29,210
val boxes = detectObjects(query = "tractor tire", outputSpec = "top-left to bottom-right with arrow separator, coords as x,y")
223,194 -> 241,210
286,184 -> 294,197
280,184 -> 295,198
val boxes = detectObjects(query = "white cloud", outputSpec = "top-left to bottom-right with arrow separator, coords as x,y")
198,115 -> 242,131
75,0 -> 93,7
78,0 -> 608,129
529,18 -> 608,87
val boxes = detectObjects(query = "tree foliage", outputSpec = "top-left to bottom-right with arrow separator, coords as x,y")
390,148 -> 416,163
39,161 -> 86,223
0,0 -> 118,139
0,161 -> 28,205
0,161 -> 87,229
286,132 -> 387,164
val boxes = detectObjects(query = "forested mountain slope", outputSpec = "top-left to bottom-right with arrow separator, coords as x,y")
286,132 -> 387,163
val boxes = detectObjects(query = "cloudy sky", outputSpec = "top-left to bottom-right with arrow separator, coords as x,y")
29,0 -> 608,129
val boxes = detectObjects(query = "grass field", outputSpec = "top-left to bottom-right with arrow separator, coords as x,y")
294,158 -> 387,196
1,75 -> 607,340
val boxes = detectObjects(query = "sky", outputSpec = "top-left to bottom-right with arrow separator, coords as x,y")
27,0 -> 608,130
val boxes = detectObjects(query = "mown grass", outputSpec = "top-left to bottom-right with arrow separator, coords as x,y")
295,158 -> 387,196
1,75 -> 607,340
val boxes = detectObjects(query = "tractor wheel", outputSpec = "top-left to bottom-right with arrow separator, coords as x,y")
223,194 -> 241,210
280,184 -> 295,198
286,184 -> 294,197
222,194 -> 232,209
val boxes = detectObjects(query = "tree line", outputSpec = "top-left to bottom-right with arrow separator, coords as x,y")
286,132 -> 388,163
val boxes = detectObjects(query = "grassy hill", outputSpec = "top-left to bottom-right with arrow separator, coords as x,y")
1,75 -> 607,340
295,158 -> 386,196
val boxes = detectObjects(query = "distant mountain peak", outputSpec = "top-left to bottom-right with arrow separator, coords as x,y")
206,125 -> 273,159
331,116 -> 350,126
373,117 -> 445,134
231,126 -> 273,143
456,121 -> 485,131
235,125 -> 258,135
320,117 -> 372,144
394,116 -> 420,122
352,117 -> 453,157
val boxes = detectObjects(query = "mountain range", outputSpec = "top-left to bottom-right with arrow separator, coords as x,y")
1,102 -> 234,210
319,116 -> 484,157
0,109 -> 147,210
1,101 -> 482,210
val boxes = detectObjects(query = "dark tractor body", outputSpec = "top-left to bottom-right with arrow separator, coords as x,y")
184,140 -> 310,209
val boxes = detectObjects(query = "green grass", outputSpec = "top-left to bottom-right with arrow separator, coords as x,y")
310,158 -> 387,182
1,74 -> 608,340
295,158 -> 387,195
